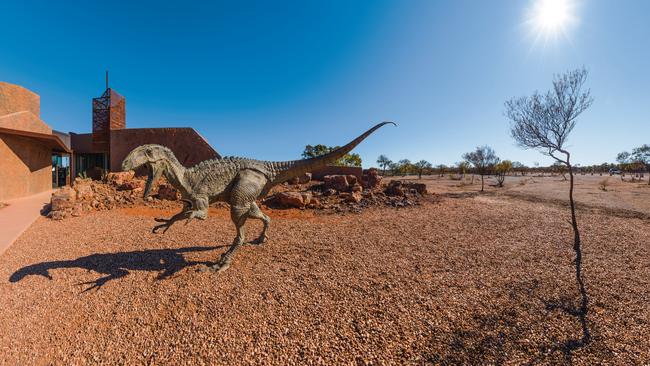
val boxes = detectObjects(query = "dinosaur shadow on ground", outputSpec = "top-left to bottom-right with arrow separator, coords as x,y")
9,246 -> 226,292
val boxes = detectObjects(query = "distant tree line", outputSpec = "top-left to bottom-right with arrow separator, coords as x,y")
302,144 -> 362,167
373,153 -> 646,183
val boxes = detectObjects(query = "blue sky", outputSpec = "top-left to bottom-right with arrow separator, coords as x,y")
1,0 -> 648,167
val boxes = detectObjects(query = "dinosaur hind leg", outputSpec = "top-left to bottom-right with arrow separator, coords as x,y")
209,205 -> 248,273
247,202 -> 271,245
208,169 -> 267,273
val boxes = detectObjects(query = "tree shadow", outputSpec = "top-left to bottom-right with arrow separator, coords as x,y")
9,245 -> 225,292
425,280 -> 612,365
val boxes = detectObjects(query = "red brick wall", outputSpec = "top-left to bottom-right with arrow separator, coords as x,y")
310,166 -> 363,182
0,133 -> 51,201
109,128 -> 220,171
70,133 -> 94,153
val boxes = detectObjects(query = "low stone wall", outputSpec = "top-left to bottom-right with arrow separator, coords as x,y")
310,166 -> 362,182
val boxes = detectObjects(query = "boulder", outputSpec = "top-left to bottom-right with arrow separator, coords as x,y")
106,171 -> 135,186
385,180 -> 427,196
351,183 -> 363,193
70,203 -> 83,217
408,183 -> 428,195
51,187 -> 76,211
346,175 -> 358,186
118,180 -> 145,191
49,210 -> 66,220
289,172 -> 312,185
362,168 -> 382,189
275,191 -> 310,208
385,181 -> 405,196
346,192 -> 362,203
323,175 -> 349,192
74,180 -> 94,200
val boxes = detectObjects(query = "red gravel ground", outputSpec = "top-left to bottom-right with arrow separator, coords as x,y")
0,195 -> 648,365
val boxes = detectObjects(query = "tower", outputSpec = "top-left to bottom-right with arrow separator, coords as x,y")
92,72 -> 126,152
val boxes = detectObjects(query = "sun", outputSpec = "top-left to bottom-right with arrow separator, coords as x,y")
526,0 -> 579,44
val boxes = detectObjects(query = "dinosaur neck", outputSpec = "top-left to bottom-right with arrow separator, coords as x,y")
160,156 -> 190,195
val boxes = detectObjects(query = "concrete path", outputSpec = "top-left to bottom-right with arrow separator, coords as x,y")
0,190 -> 52,256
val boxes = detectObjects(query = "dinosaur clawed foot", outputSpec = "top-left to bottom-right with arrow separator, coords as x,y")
152,217 -> 174,234
199,261 -> 231,274
249,234 -> 269,246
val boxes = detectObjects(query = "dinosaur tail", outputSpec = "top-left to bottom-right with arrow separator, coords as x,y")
268,121 -> 396,185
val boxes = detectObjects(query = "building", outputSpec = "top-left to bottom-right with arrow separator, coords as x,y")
69,85 -> 219,177
0,81 -> 219,201
0,82 -> 71,201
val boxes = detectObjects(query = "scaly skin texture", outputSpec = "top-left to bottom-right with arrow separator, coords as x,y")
121,122 -> 395,272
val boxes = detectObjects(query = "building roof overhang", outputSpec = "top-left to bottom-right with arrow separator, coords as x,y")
0,126 -> 72,153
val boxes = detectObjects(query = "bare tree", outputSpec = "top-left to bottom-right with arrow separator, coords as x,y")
505,67 -> 593,346
463,146 -> 499,192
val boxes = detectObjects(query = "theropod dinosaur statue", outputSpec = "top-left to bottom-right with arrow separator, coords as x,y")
121,122 -> 395,272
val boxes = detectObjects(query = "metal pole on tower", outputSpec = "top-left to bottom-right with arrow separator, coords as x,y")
105,70 -> 109,90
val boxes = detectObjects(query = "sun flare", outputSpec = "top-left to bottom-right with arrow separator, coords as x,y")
527,0 -> 578,44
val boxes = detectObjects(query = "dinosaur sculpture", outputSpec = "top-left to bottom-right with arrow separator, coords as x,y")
121,122 -> 395,272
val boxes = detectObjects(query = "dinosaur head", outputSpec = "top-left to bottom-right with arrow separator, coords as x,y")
9,263 -> 55,282
121,144 -> 171,198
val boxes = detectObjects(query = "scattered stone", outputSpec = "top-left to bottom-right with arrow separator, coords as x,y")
346,192 -> 362,203
385,180 -> 427,196
288,173 -> 312,185
117,180 -> 145,191
106,171 -> 135,186
70,203 -> 83,217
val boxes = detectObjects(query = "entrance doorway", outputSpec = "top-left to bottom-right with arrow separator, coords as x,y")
52,153 -> 70,188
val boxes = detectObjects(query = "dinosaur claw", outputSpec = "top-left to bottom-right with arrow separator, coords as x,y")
249,235 -> 269,246
152,224 -> 168,234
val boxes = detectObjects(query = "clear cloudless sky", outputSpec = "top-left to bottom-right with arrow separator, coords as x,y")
1,0 -> 648,167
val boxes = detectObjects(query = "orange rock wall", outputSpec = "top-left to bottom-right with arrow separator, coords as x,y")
0,82 -> 40,117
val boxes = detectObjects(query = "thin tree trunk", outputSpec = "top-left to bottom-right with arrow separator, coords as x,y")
481,174 -> 484,191
568,164 -> 590,344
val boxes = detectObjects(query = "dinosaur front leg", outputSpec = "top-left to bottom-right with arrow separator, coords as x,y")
152,210 -> 190,234
152,198 -> 207,234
